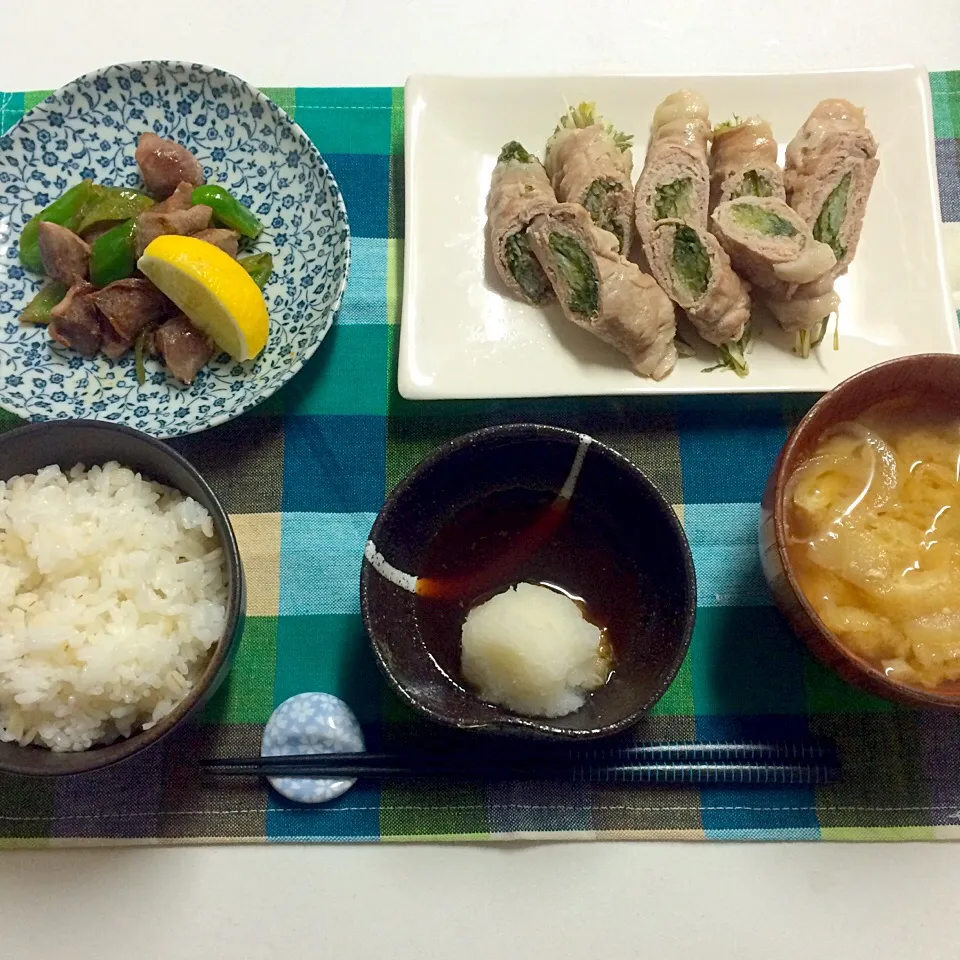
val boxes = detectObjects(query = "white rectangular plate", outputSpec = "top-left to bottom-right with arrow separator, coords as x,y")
398,67 -> 957,399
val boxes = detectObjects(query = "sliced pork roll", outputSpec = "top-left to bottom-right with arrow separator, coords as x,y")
634,90 -> 712,251
784,99 -> 879,274
762,271 -> 841,357
526,204 -> 678,380
765,283 -> 841,334
646,218 -> 750,346
710,196 -> 836,291
544,103 -> 635,253
710,117 -> 785,207
486,141 -> 558,304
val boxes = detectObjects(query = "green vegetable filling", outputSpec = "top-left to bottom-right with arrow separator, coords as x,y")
498,141 -> 535,164
505,232 -> 552,304
813,171 -> 851,261
729,202 -> 798,237
653,178 -> 693,222
547,232 -> 599,315
713,114 -> 743,135
582,178 -> 624,249
672,226 -> 710,300
549,103 -> 633,153
737,170 -> 774,198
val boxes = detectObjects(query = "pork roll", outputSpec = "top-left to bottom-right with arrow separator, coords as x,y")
634,90 -> 712,251
784,99 -> 879,274
544,103 -> 635,253
526,204 -> 678,380
762,272 -> 841,356
765,283 -> 841,334
710,117 -> 785,207
486,141 -> 558,304
710,196 -> 835,291
645,218 -> 750,346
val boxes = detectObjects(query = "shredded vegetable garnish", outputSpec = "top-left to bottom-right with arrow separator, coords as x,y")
549,102 -> 633,152
810,317 -> 830,349
712,114 -> 743,135
702,325 -> 754,378
794,310 -> 840,359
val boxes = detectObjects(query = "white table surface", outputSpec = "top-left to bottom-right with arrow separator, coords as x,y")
2,3 -> 960,957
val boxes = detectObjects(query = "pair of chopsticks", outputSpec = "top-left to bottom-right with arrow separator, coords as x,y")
202,739 -> 841,786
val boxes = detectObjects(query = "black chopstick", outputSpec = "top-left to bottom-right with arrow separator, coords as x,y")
202,739 -> 840,785
206,739 -> 837,769
204,758 -> 838,785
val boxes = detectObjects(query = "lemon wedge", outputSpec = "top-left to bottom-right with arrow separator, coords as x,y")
138,235 -> 269,361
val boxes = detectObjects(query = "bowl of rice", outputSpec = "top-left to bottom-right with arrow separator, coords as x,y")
0,419 -> 244,776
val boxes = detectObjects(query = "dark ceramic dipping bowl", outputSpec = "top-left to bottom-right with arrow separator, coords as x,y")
361,424 -> 696,740
0,420 -> 245,775
761,354 -> 960,710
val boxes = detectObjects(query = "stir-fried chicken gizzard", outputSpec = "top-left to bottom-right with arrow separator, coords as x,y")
18,133 -> 273,385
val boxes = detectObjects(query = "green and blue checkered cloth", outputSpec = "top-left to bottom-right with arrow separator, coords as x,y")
1,76 -> 959,845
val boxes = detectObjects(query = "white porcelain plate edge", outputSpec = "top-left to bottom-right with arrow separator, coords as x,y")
398,66 -> 957,400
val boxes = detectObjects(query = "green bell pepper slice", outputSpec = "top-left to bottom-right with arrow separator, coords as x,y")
76,188 -> 154,234
191,185 -> 263,239
89,219 -> 138,288
19,281 -> 69,325
238,252 -> 274,289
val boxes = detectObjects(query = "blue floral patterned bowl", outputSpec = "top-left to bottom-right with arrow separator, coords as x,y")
0,61 -> 350,438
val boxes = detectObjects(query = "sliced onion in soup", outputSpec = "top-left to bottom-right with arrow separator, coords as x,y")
786,426 -> 899,542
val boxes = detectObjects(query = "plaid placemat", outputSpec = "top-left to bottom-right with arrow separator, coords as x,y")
1,75 -> 959,846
